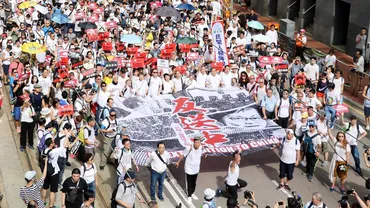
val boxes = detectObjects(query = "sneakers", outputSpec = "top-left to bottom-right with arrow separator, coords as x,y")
301,172 -> 307,176
308,176 -> 313,182
330,187 -> 335,192
187,197 -> 192,204
27,145 -> 34,150
158,196 -> 164,201
284,184 -> 291,191
344,83 -> 351,87
321,161 -> 329,167
191,194 -> 199,200
340,187 -> 346,194
277,184 -> 284,190
16,126 -> 21,133
20,147 -> 25,152
99,166 -> 104,171
300,161 -> 307,167
366,125 -> 370,130
65,162 -> 71,167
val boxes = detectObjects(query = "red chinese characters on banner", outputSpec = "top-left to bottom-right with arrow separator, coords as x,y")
160,49 -> 173,59
172,97 -> 206,114
93,7 -> 104,15
175,65 -> 187,75
105,21 -> 117,30
202,131 -> 229,147
131,58 -> 145,68
126,47 -> 138,56
165,43 -> 176,51
86,29 -> 99,42
58,104 -> 74,116
179,113 -> 220,131
179,44 -> 191,53
87,14 -> 99,23
135,51 -> 147,59
211,62 -> 224,71
187,52 -> 199,61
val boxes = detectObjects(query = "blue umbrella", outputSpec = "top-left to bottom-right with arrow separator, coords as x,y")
120,34 -> 142,44
247,21 -> 265,30
51,13 -> 69,24
176,3 -> 196,10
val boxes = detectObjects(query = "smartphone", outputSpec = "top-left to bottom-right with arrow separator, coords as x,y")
346,190 -> 354,195
278,201 -> 284,206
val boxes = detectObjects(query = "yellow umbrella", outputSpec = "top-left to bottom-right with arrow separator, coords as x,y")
18,1 -> 37,9
21,42 -> 47,54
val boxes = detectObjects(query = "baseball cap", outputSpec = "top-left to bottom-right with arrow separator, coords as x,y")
286,129 -> 294,135
301,112 -> 308,119
24,171 -> 36,180
34,83 -> 42,89
307,119 -> 316,127
124,170 -> 137,179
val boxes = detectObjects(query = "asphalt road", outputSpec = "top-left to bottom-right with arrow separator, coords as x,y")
168,100 -> 370,208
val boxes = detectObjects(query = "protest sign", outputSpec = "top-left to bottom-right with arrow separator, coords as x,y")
157,59 -> 169,69
211,62 -> 224,71
131,58 -> 145,68
160,49 -> 173,59
58,104 -> 74,116
187,52 -> 199,61
105,61 -> 118,70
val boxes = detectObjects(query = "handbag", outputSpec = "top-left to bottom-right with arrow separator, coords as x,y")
66,179 -> 80,204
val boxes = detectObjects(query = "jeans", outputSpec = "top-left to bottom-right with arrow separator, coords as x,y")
150,170 -> 166,200
325,105 -> 336,127
57,157 -> 66,185
20,121 -> 34,147
350,145 -> 361,173
87,181 -> 96,193
186,173 -> 198,197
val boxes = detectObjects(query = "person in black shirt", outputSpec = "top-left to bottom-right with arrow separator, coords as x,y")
12,78 -> 26,135
61,168 -> 88,208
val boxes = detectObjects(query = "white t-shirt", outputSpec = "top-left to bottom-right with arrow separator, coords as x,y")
277,98 -> 290,118
304,63 -> 319,81
334,142 -> 350,162
162,80 -> 174,94
356,56 -> 365,73
306,96 -> 322,110
220,72 -> 233,88
184,145 -> 203,175
316,119 -> 328,142
21,106 -> 34,123
80,163 -> 97,184
108,83 -> 122,97
280,137 -> 300,164
304,131 -> 322,152
172,77 -> 184,93
206,74 -> 221,89
266,30 -> 278,44
332,77 -> 344,95
147,76 -> 163,97
133,80 -> 149,96
38,76 -> 52,95
344,122 -> 365,146
196,72 -> 208,87
325,90 -> 340,105
325,55 -> 336,67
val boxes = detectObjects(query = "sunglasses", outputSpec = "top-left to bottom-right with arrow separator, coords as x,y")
110,114 -> 116,117
101,85 -> 106,87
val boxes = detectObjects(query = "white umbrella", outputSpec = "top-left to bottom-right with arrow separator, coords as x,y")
34,5 -> 48,14
253,34 -> 272,43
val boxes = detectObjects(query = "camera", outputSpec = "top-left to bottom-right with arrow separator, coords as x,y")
338,196 -> 349,208
68,136 -> 76,143
244,190 -> 252,199
9,52 -> 12,56
287,191 -> 303,208
175,203 -> 182,208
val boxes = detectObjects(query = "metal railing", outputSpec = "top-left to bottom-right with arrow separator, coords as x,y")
301,3 -> 316,29
286,0 -> 298,19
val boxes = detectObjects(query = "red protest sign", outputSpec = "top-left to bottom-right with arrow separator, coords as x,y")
175,65 -> 187,75
275,64 -> 289,72
145,58 -> 156,66
98,32 -> 109,41
59,50 -> 68,58
58,104 -> 74,116
135,51 -> 147,59
165,43 -> 176,51
105,21 -> 117,30
160,49 -> 173,59
59,57 -> 69,66
126,47 -> 138,56
187,52 -> 199,61
270,56 -> 283,64
86,29 -> 99,42
87,14 -> 99,23
75,12 -> 85,20
258,56 -> 271,64
72,61 -> 83,69
131,58 -> 145,69
211,62 -> 224,71
93,7 -> 104,15
233,45 -> 245,53
113,57 -> 127,68
64,80 -> 78,88
81,68 -> 95,77
58,67 -> 70,79
179,44 -> 191,53
18,73 -> 30,81
334,104 -> 349,115
87,2 -> 98,10
102,42 -> 113,51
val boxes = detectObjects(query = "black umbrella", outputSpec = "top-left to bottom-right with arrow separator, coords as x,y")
155,6 -> 181,20
78,22 -> 97,29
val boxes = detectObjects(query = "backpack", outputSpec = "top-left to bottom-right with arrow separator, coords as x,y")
37,132 -> 51,152
303,132 -> 319,154
111,182 -> 127,208
105,118 -> 118,130
99,107 -> 109,124
281,136 -> 298,148
111,134 -> 122,149
39,149 -> 55,176
54,132 -> 65,148
78,126 -> 90,146
345,123 -> 360,139
308,201 -> 326,208
114,149 -> 128,170
82,163 -> 95,177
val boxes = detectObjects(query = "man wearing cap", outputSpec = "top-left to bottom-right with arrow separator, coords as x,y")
202,188 -> 217,208
175,137 -> 206,203
20,158 -> 48,208
99,109 -> 118,170
115,170 -> 140,208
302,120 -> 321,182
272,129 -> 300,191
9,50 -> 24,76
30,83 -> 45,118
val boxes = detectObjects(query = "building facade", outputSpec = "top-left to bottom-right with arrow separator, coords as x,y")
251,0 -> 370,58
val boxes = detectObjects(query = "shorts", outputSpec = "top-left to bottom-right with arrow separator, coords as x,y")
279,160 -> 295,180
42,173 -> 59,192
317,92 -> 325,98
14,106 -> 21,121
321,142 -> 328,154
364,107 -> 370,117
334,161 -> 348,180
2,64 -> 9,76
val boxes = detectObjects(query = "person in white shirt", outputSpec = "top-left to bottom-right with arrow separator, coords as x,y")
272,129 -> 300,191
98,82 -> 110,108
185,73 -> 198,89
324,83 -> 340,128
108,75 -> 123,97
325,49 -> 337,69
304,192 -> 327,208
224,150 -> 247,200
175,137 -> 205,203
113,138 -> 139,184
211,0 -> 222,22
304,57 -> 320,84
172,70 -> 184,93
306,89 -> 322,110
20,98 -> 36,151
220,66 -> 233,88
147,69 -> 163,97
316,112 -> 329,167
197,66 -> 208,88
340,115 -> 367,176
162,74 -> 175,94
133,73 -> 149,96
265,24 -> 278,45
84,117 -> 99,156
274,90 -> 292,128
38,69 -> 52,97
350,50 -> 365,73
99,109 -> 118,170
206,68 -> 221,89
145,142 -> 170,201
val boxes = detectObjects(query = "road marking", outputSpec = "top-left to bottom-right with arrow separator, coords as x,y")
344,101 -> 364,116
271,180 -> 293,198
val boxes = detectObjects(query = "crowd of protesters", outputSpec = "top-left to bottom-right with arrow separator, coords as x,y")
0,0 -> 365,206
